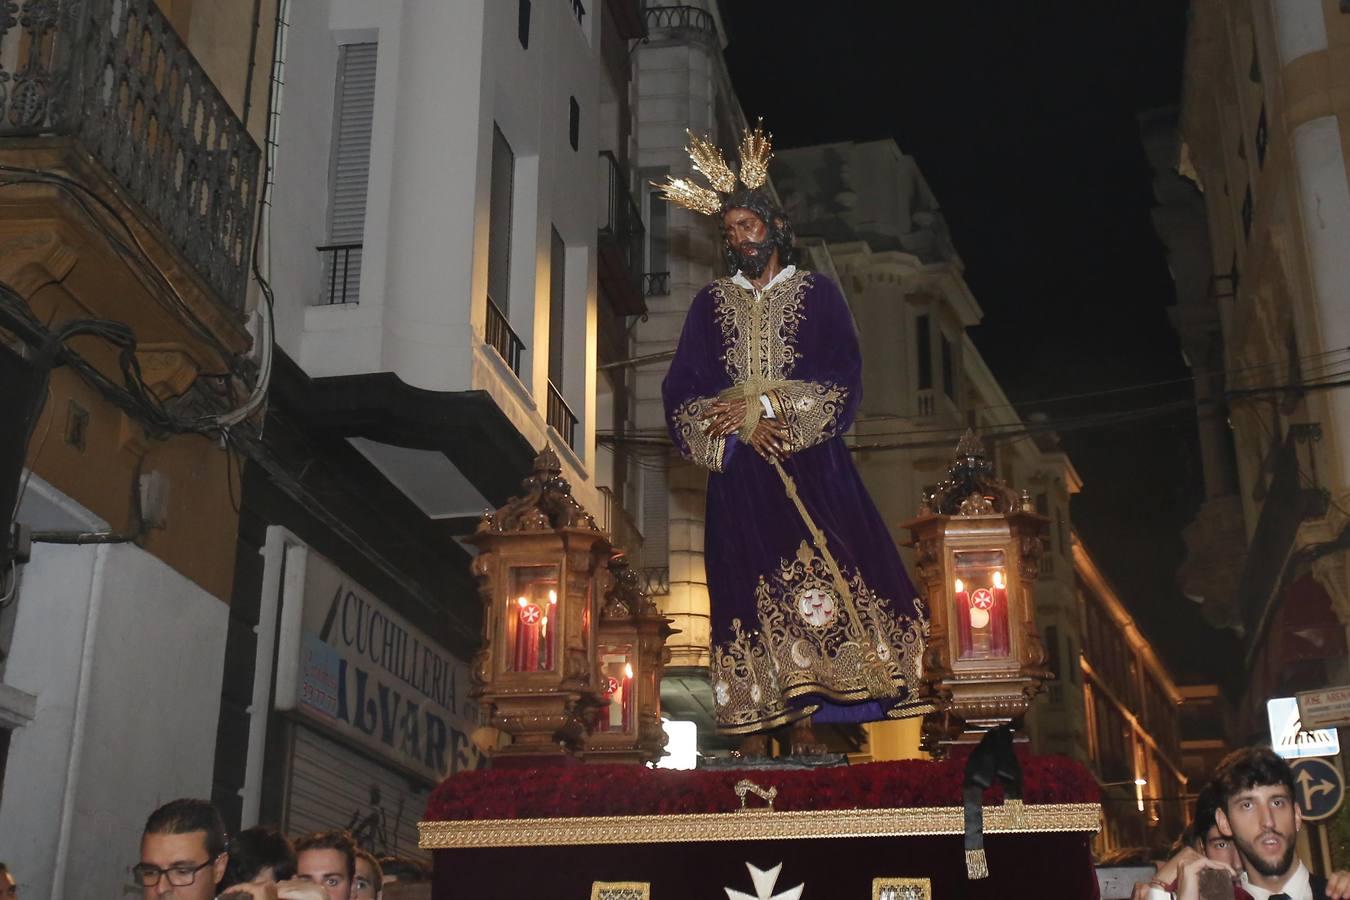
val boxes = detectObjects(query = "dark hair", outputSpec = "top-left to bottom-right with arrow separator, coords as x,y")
220,827 -> 296,889
1182,780 -> 1225,849
1097,846 -> 1161,867
354,848 -> 383,890
1212,746 -> 1296,812
294,830 -> 356,884
143,799 -> 228,859
719,188 -> 797,272
376,855 -> 430,883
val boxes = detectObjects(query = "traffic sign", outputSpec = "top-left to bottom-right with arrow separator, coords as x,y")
1298,685 -> 1350,730
1290,757 -> 1344,822
1267,696 -> 1341,759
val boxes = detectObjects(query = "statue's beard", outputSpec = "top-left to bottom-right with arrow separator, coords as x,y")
733,238 -> 776,278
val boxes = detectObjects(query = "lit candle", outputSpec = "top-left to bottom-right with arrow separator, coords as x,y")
622,662 -> 635,732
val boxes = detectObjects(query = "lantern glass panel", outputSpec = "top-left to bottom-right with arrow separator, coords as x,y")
952,549 -> 1011,660
507,564 -> 560,672
596,643 -> 635,734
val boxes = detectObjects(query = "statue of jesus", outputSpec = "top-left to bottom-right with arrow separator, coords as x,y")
657,122 -> 931,746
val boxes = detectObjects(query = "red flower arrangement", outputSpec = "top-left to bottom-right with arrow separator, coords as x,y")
424,751 -> 1100,821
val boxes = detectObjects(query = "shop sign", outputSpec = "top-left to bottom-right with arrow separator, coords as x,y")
276,545 -> 481,781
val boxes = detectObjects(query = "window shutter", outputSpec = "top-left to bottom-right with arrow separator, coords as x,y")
323,42 -> 377,304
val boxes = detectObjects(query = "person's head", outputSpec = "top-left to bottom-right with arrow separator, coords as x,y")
220,827 -> 296,890
294,830 -> 356,900
136,799 -> 229,900
719,188 -> 795,279
375,856 -> 430,885
1183,781 -> 1240,869
0,863 -> 16,900
352,850 -> 382,900
1212,747 -> 1302,884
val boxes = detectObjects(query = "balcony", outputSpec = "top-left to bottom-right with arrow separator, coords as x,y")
638,566 -> 669,597
546,380 -> 578,449
598,150 -> 646,317
485,295 -> 525,377
0,0 -> 260,313
317,242 -> 362,305
1235,424 -> 1329,643
643,4 -> 717,36
598,485 -> 644,557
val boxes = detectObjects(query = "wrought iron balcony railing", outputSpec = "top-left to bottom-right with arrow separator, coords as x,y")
317,242 -> 362,305
644,271 -> 670,297
547,380 -> 578,449
643,4 -> 717,34
0,0 -> 261,312
485,295 -> 524,376
638,566 -> 670,597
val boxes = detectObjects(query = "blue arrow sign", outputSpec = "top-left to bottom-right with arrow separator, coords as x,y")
1290,757 -> 1344,822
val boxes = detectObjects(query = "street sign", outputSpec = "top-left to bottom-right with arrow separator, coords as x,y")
1298,685 -> 1350,730
1267,696 -> 1341,760
1290,757 -> 1345,822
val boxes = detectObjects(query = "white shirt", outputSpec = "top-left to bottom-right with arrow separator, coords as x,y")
1241,859 -> 1312,900
1142,860 -> 1313,900
731,264 -> 796,296
730,266 -> 797,419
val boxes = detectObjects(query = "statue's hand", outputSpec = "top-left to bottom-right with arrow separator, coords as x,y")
706,397 -> 749,438
748,418 -> 790,461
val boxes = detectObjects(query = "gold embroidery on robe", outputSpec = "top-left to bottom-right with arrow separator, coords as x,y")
766,381 -> 849,452
671,396 -> 729,472
711,270 -> 809,384
711,541 -> 929,733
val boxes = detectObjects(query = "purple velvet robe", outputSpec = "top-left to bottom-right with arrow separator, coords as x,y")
662,269 -> 931,734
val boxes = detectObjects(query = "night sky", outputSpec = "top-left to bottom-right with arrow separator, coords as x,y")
720,1 -> 1241,680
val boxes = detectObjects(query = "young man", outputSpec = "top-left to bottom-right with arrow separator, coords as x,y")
134,799 -> 230,900
352,850 -> 382,900
1169,748 -> 1350,900
221,827 -> 297,890
294,831 -> 356,900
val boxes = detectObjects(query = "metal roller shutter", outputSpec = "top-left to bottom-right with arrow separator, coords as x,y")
284,724 -> 432,865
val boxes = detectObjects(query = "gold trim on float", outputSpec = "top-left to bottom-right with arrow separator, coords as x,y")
417,802 -> 1101,849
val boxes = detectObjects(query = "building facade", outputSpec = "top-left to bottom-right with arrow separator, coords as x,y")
1076,541 -> 1189,854
1174,0 -> 1350,744
0,1 -> 276,897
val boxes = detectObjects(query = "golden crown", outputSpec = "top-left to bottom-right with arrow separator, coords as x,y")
652,118 -> 774,216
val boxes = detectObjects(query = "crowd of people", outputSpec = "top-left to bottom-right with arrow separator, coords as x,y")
0,797 -> 431,900
1126,747 -> 1350,900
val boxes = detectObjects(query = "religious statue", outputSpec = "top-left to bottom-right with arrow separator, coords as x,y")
657,122 -> 930,746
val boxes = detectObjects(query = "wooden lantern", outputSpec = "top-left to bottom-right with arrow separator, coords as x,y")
901,431 -> 1052,754
468,449 -> 611,764
583,555 -> 677,765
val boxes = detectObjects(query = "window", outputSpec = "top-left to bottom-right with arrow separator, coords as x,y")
549,227 -> 566,387
488,125 -> 515,313
518,0 -> 530,49
569,97 -> 580,152
915,314 -> 932,391
641,167 -> 670,291
322,42 -> 377,305
940,333 -> 955,400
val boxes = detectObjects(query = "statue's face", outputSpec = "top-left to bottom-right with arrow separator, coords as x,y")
722,207 -> 777,277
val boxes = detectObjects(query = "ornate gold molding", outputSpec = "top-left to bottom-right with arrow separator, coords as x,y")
418,802 -> 1101,849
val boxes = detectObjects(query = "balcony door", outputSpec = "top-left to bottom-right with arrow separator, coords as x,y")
321,42 -> 377,305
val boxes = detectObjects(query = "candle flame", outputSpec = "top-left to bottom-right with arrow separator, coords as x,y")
954,578 -> 964,593
624,663 -> 634,678
992,570 -> 1005,590
517,596 -> 527,607
548,589 -> 557,604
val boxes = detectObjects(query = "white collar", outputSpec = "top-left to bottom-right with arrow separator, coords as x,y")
1240,859 -> 1311,899
732,264 -> 796,293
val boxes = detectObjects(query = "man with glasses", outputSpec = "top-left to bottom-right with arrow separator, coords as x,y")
134,799 -> 229,900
